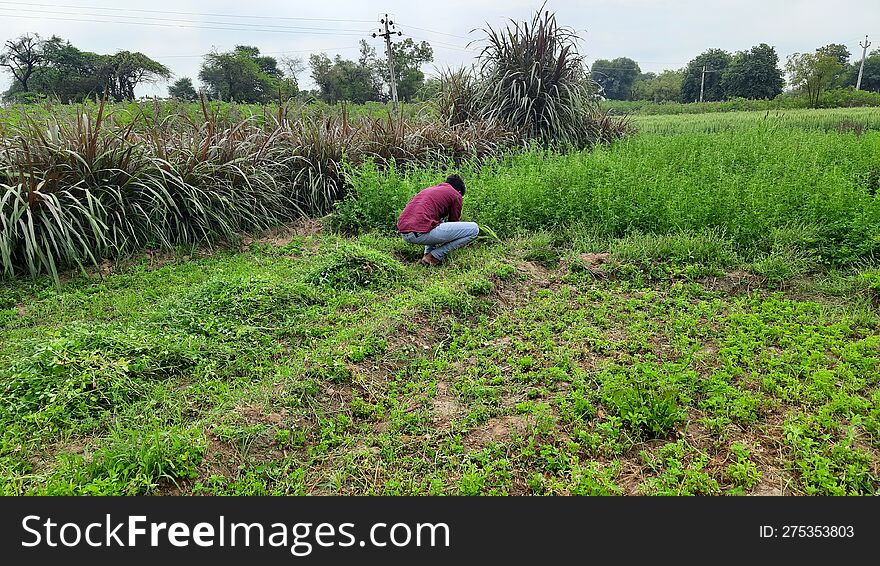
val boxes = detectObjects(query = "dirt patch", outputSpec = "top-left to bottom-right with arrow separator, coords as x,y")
431,381 -> 460,429
234,404 -> 285,426
699,270 -> 761,295
749,476 -> 785,496
16,303 -> 27,316
463,414 -> 534,450
202,430 -> 241,478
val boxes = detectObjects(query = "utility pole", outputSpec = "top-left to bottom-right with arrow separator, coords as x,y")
372,14 -> 402,113
699,65 -> 706,102
856,35 -> 872,91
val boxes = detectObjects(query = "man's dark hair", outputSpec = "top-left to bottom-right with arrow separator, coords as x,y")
445,174 -> 466,195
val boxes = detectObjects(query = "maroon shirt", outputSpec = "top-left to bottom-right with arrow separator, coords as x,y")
397,182 -> 462,233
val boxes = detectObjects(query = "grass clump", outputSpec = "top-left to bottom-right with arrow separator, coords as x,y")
597,363 -> 693,439
36,427 -> 205,495
304,244 -> 404,290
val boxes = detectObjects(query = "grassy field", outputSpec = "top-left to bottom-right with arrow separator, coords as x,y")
1,107 -> 879,496
632,107 -> 880,134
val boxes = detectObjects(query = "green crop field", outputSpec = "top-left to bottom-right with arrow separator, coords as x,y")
1,107 -> 879,496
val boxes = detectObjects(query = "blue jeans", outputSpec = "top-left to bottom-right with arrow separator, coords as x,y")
401,222 -> 480,261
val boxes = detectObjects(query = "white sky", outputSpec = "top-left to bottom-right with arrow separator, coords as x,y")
0,0 -> 877,97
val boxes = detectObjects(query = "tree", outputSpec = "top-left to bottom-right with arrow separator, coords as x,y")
720,43 -> 784,99
591,57 -> 641,100
681,49 -> 731,102
632,69 -> 685,102
372,38 -> 433,102
199,46 -> 282,103
842,48 -> 880,91
309,42 -> 383,104
168,77 -> 198,100
0,34 -> 45,92
99,51 -> 170,101
816,43 -> 850,66
786,52 -> 843,107
280,55 -> 306,89
815,43 -> 850,88
858,49 -> 880,91
23,36 -> 103,102
4,35 -> 170,102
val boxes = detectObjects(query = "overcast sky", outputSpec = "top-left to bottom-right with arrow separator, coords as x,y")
1,0 -> 877,97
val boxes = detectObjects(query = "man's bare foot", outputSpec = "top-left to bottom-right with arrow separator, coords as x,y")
420,253 -> 441,266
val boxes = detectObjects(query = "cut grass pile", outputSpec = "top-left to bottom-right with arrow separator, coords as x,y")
1,229 -> 877,495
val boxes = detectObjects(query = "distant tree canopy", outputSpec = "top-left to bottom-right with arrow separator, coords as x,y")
632,69 -> 685,102
721,43 -> 784,100
2,34 -> 169,102
309,39 -> 433,104
591,57 -> 641,100
786,51 -> 844,107
681,49 -> 732,102
851,49 -> 880,92
376,38 -> 434,102
309,42 -> 382,104
816,43 -> 851,67
168,77 -> 198,101
0,34 -> 44,92
101,51 -> 171,102
198,45 -> 286,103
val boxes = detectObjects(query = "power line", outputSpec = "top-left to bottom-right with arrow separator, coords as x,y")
0,7 -> 371,34
151,46 -> 362,60
0,0 -> 375,23
0,11 -> 371,36
394,22 -> 474,41
403,34 -> 476,53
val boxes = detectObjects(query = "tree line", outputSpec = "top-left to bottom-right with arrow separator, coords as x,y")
0,34 -> 171,103
592,43 -> 880,105
4,32 -> 877,108
0,33 -> 434,105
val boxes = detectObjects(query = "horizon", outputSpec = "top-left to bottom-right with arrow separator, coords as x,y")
0,0 -> 876,98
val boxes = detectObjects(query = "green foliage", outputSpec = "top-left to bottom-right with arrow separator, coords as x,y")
682,49 -> 732,102
304,244 -> 403,289
37,427 -> 204,495
310,39 -> 433,105
0,325 -> 207,429
3,35 -> 169,103
598,363 -> 691,439
1,226 -> 879,496
721,43 -> 784,100
786,51 -> 846,108
435,67 -> 483,125
850,50 -> 880,92
168,77 -> 198,101
592,57 -> 641,101
341,119 -> 880,269
726,442 -> 761,489
606,90 -> 880,115
199,45 -> 285,103
378,39 -> 434,103
639,441 -> 721,495
309,42 -> 383,105
632,69 -> 685,103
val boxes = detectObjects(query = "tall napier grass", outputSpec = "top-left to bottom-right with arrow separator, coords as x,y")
337,124 -> 880,266
434,6 -> 631,148
0,98 -> 518,281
